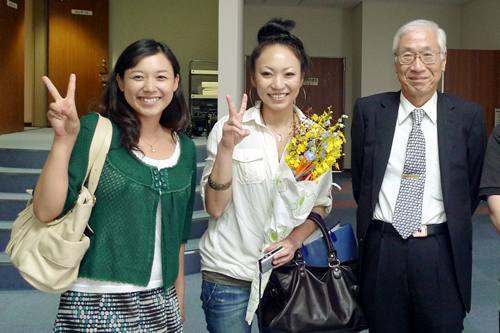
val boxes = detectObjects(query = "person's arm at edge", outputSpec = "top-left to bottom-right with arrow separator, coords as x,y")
174,243 -> 186,323
487,195 -> 500,234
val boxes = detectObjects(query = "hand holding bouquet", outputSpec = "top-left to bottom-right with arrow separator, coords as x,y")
285,108 -> 347,181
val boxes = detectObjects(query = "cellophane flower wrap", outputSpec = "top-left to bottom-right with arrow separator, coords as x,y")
245,107 -> 347,323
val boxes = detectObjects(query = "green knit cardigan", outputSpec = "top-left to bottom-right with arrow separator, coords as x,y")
62,113 -> 196,288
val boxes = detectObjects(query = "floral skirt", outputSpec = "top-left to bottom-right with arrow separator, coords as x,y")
53,286 -> 182,332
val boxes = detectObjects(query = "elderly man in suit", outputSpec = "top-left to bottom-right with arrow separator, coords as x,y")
351,19 -> 487,333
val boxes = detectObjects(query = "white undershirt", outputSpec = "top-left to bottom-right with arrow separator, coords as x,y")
70,137 -> 181,293
373,92 -> 447,225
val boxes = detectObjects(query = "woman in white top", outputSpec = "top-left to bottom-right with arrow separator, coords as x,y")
199,18 -> 332,333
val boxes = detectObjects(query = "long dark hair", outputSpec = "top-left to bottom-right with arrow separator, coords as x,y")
249,18 -> 313,76
99,39 -> 190,152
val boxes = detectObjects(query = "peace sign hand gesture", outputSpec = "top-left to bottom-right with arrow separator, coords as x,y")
42,74 -> 80,139
220,94 -> 250,150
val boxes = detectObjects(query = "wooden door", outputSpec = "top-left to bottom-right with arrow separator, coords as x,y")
48,0 -> 108,118
245,57 -> 345,169
0,0 -> 25,134
301,58 -> 344,121
444,49 -> 499,135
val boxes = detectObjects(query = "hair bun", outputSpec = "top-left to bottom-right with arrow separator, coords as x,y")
257,18 -> 296,44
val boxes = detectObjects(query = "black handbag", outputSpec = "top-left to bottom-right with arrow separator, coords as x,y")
260,215 -> 367,333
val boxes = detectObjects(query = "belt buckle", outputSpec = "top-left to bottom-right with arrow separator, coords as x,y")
412,225 -> 427,237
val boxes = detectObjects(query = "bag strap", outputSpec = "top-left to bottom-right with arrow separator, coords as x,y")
304,214 -> 340,266
81,114 -> 113,196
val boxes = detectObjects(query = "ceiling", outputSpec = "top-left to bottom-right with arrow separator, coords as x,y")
244,0 -> 473,9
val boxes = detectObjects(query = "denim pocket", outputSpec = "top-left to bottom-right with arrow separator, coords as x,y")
201,280 -> 218,310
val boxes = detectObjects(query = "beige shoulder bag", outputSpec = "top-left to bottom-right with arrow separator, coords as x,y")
5,114 -> 112,294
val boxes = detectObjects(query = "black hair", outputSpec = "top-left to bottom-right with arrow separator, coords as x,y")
99,39 -> 190,153
249,18 -> 313,76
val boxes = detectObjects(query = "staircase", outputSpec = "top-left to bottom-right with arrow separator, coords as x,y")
0,128 -> 209,290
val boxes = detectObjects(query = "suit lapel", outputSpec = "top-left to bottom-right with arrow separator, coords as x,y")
436,92 -> 455,208
372,93 -> 399,207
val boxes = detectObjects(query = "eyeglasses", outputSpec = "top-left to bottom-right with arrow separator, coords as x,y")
395,50 -> 442,65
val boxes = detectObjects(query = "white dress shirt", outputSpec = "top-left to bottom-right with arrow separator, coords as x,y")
199,104 -> 333,281
373,92 -> 447,225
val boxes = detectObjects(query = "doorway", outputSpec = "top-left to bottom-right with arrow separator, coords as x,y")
444,49 -> 499,135
48,0 -> 109,118
0,1 -> 25,134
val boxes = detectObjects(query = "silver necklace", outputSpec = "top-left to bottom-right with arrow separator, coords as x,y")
262,112 -> 295,142
140,136 -> 158,153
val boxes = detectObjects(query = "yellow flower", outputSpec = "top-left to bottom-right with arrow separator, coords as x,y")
284,107 -> 348,181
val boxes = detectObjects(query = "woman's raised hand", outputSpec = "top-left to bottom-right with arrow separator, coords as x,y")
220,94 -> 250,149
42,74 -> 80,138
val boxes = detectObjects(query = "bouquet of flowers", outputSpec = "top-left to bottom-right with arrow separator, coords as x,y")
246,107 -> 348,323
285,108 -> 347,182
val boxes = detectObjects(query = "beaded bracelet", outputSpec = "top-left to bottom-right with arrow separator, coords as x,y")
207,174 -> 232,191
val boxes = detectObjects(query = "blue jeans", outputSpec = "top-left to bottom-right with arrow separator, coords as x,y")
200,280 -> 253,333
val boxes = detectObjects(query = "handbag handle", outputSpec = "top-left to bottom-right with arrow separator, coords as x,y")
303,213 -> 341,268
82,114 -> 113,196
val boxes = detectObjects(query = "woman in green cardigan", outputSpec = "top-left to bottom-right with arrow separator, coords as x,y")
33,39 -> 196,332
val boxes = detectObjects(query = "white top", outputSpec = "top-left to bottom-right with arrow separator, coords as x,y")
199,104 -> 333,281
373,92 -> 447,225
70,137 -> 181,293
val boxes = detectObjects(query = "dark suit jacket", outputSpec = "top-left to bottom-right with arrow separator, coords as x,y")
350,91 -> 487,312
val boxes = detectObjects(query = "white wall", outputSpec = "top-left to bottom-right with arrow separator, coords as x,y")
244,5 -> 351,57
360,1 -> 462,97
462,0 -> 500,49
108,0 -> 219,97
351,3 -> 363,104
218,0 -> 244,120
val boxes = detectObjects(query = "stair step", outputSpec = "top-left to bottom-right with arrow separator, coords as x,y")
191,136 -> 208,163
192,210 -> 209,221
0,237 -> 203,284
0,265 -> 36,290
184,250 -> 201,275
0,252 -> 11,266
0,221 -> 14,230
0,255 -> 202,290
0,167 -> 41,193
0,166 -> 42,174
0,210 -> 209,251
0,209 -> 208,229
0,161 -> 205,192
185,238 -> 199,252
0,149 -> 50,169
0,252 -> 202,289
1,239 -> 202,265
0,193 -> 30,221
